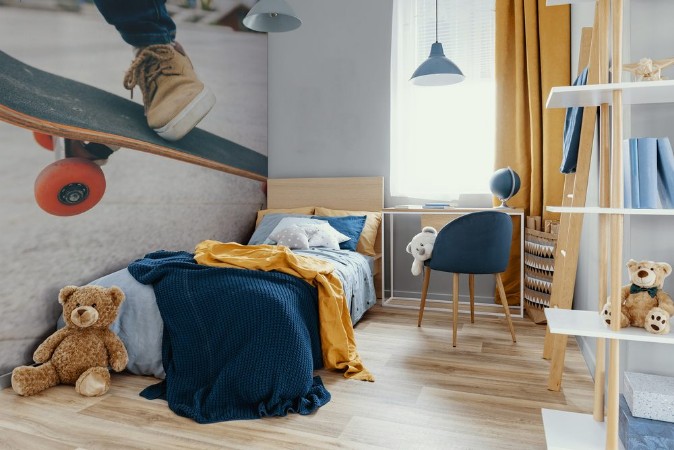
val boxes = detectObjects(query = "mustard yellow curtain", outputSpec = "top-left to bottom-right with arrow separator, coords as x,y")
495,0 -> 570,305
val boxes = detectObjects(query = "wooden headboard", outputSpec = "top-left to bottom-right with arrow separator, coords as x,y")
267,177 -> 384,212
266,176 -> 384,298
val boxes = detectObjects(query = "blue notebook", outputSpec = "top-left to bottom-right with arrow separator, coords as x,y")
657,137 -> 674,208
423,202 -> 451,209
623,140 -> 632,208
628,138 -> 640,209
636,137 -> 659,209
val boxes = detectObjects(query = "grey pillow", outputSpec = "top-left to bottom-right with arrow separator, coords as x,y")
248,213 -> 312,245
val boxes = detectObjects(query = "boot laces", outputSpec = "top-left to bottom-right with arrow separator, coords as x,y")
123,45 -> 181,112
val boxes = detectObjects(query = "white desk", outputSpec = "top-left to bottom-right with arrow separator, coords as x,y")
381,207 -> 525,318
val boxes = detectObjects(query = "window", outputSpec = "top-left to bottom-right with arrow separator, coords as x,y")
391,0 -> 496,199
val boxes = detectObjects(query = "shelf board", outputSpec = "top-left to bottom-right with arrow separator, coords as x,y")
546,206 -> 674,215
545,309 -> 674,344
542,409 -> 614,450
382,207 -> 523,214
546,80 -> 674,108
546,0 -> 595,5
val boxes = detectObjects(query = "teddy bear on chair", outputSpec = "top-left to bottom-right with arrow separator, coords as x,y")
406,226 -> 437,276
601,259 -> 674,335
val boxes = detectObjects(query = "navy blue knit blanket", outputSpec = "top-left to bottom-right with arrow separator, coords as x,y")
127,250 -> 330,423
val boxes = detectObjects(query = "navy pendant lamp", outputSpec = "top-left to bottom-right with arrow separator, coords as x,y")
411,0 -> 464,86
243,0 -> 302,33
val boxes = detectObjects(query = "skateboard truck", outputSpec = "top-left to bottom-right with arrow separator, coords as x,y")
32,132 -> 119,216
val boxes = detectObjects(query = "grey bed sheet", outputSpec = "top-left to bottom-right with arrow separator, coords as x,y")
294,248 -> 377,325
58,248 -> 376,379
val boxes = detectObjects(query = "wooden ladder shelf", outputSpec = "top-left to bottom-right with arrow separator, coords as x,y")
543,16 -> 603,392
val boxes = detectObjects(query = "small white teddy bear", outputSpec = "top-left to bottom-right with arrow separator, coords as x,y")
406,226 -> 437,276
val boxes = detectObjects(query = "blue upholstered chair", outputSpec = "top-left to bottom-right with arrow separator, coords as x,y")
417,211 -> 517,347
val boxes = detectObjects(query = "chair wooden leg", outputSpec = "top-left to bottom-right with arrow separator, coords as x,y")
453,273 -> 459,347
418,268 -> 432,327
495,273 -> 516,343
469,274 -> 475,324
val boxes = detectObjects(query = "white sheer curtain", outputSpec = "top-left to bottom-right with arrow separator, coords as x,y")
390,0 -> 496,200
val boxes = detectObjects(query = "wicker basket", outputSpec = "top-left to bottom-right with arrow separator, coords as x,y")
524,228 -> 558,324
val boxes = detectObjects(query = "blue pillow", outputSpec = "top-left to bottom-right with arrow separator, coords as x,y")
248,213 -> 312,245
311,215 -> 367,251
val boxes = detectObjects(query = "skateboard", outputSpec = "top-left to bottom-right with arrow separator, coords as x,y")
0,50 -> 267,216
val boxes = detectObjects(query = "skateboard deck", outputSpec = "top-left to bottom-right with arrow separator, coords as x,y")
0,50 -> 267,182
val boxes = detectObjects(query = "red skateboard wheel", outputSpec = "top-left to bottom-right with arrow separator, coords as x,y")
33,132 -> 54,151
34,158 -> 106,216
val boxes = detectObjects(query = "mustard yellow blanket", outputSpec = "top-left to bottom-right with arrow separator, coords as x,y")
194,241 -> 374,381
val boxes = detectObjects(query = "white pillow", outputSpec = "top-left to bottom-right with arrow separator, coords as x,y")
270,225 -> 310,249
307,225 -> 341,249
265,217 -> 349,245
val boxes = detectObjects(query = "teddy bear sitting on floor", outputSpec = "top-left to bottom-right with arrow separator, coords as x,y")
601,259 -> 674,334
406,226 -> 437,276
12,285 -> 128,397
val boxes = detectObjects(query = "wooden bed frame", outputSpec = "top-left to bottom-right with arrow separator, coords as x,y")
266,177 -> 384,298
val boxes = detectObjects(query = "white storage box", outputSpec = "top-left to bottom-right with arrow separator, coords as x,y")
624,371 -> 674,423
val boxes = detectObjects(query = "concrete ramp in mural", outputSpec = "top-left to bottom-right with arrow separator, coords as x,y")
0,49 -> 267,215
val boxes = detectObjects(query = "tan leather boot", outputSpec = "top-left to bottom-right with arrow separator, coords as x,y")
124,42 -> 215,141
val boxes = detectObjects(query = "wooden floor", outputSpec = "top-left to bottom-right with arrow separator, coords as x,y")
0,305 -> 594,449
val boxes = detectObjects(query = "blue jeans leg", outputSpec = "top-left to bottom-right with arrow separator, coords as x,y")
93,0 -> 176,47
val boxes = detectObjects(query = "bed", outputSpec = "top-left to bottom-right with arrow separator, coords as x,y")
265,176 -> 383,301
66,176 -> 384,423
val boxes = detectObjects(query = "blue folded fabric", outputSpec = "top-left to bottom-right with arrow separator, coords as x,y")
312,215 -> 367,251
560,67 -> 589,174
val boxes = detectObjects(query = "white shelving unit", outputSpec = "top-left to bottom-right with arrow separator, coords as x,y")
542,0 -> 674,450
546,308 -> 674,346
544,307 -> 674,450
542,409 -> 617,450
546,80 -> 674,108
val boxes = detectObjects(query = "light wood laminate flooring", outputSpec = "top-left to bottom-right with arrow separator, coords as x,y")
0,306 -> 594,449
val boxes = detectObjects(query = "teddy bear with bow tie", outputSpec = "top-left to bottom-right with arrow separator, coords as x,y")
601,259 -> 674,334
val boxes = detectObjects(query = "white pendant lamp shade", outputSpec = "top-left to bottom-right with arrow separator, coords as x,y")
410,0 -> 464,86
243,0 -> 301,33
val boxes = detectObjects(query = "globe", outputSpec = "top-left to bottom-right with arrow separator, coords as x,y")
489,167 -> 521,208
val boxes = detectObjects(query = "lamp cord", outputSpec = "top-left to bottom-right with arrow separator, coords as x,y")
435,0 -> 438,43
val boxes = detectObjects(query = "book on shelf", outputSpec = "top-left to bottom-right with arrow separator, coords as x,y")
422,203 -> 452,209
623,137 -> 669,209
637,137 -> 659,209
657,137 -> 674,208
623,139 -> 637,208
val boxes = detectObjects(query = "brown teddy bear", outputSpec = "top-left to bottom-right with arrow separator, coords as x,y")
601,259 -> 674,334
12,285 -> 128,397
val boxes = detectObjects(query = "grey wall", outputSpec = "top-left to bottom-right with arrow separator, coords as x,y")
268,0 -> 500,306
268,0 -> 392,183
572,0 -> 674,381
0,7 -> 267,376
